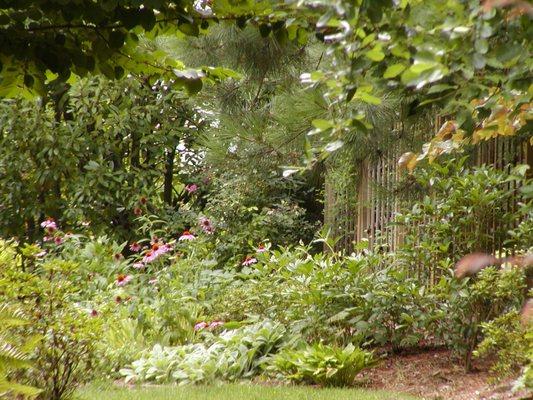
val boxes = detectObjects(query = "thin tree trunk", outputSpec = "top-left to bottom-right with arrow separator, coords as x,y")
163,146 -> 176,205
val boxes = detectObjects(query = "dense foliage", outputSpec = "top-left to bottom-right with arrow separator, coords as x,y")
0,1 -> 531,398
1,163 -> 530,397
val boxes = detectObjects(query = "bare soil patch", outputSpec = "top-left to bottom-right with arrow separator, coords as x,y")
360,348 -> 530,400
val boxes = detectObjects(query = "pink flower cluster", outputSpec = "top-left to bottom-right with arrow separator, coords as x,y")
40,218 -> 65,246
185,184 -> 198,194
199,217 -> 214,234
40,218 -> 57,231
194,320 -> 224,331
141,242 -> 172,264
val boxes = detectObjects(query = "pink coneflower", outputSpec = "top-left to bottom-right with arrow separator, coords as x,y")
115,296 -> 122,304
54,236 -> 63,245
139,196 -> 148,205
199,217 -> 214,234
142,250 -> 158,264
149,277 -> 158,285
185,184 -> 198,194
194,321 -> 208,331
90,309 -> 98,317
35,250 -> 47,258
116,274 -> 132,287
134,207 -> 142,216
43,236 -> 52,242
40,218 -> 57,230
179,230 -> 195,241
133,262 -> 144,269
257,244 -> 267,253
114,253 -> 123,262
209,320 -> 224,329
157,243 -> 172,255
242,256 -> 257,266
129,242 -> 141,252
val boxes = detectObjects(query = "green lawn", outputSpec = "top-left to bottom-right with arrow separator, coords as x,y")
77,383 -> 418,400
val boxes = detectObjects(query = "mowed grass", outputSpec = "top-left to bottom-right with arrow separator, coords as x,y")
77,383 -> 418,400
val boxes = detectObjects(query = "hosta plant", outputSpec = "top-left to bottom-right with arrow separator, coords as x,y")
120,320 -> 288,385
270,343 -> 376,387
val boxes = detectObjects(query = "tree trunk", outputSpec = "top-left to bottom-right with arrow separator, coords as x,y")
163,146 -> 176,205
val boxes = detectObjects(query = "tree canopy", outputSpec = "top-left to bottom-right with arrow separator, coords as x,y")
0,0 -> 531,161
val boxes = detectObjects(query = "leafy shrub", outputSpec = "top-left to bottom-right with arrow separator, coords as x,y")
120,320 -> 288,384
513,330 -> 533,391
434,265 -> 526,371
209,242 -> 443,349
270,343 -> 375,387
199,169 -> 319,264
0,240 -> 104,400
350,266 -> 444,350
474,311 -> 531,378
395,161 -> 529,277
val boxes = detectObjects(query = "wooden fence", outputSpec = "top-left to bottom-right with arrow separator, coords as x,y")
324,117 -> 532,255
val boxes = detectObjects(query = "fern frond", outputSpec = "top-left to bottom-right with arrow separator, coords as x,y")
0,304 -> 41,396
0,377 -> 42,398
0,304 -> 28,329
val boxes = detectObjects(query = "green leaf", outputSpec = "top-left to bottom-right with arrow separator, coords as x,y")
179,23 -> 199,37
355,320 -> 369,332
365,45 -> 385,62
327,310 -> 350,323
475,38 -> 488,54
390,44 -> 410,59
383,64 -> 406,79
356,90 -> 381,105
185,78 -> 203,94
312,119 -> 334,130
85,161 -> 100,171
427,84 -> 457,94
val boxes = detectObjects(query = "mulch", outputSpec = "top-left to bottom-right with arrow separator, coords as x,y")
359,348 -> 531,400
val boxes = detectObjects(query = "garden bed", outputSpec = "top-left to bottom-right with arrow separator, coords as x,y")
104,349 -> 530,400
361,349 -> 530,400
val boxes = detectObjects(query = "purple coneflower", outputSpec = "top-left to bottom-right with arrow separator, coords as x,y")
242,256 -> 257,266
179,230 -> 195,241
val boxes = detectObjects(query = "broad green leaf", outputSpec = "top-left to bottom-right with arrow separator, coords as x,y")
383,64 -> 406,78
312,119 -> 334,130
365,45 -> 385,62
355,90 -> 381,105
